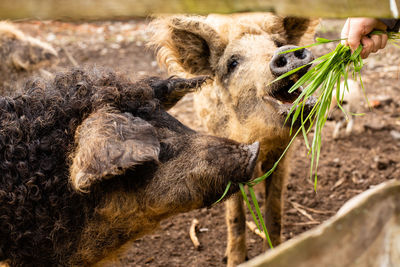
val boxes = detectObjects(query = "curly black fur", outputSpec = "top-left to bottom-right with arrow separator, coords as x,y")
0,68 -> 167,266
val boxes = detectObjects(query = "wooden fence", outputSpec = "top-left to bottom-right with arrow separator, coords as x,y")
0,0 -> 399,20
240,180 -> 400,267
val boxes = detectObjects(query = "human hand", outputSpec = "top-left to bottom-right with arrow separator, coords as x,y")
341,18 -> 388,59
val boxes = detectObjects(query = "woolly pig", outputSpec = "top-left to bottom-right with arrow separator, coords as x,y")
0,68 -> 259,266
149,13 -> 318,265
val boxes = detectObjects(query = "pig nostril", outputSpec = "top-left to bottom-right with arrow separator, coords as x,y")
275,56 -> 287,68
294,49 -> 307,60
270,46 -> 313,76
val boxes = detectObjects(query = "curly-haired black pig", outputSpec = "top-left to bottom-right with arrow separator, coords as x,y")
0,68 -> 259,266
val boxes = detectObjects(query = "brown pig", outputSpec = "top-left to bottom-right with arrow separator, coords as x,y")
149,13 -> 318,265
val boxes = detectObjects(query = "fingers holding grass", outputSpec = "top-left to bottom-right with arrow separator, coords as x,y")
341,18 -> 388,58
361,36 -> 374,58
381,34 -> 389,49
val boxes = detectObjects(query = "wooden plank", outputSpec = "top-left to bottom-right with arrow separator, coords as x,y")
0,0 -> 398,20
273,0 -> 400,18
240,180 -> 400,267
0,0 -> 273,20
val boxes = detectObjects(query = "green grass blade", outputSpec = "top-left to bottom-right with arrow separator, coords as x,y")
212,181 -> 231,205
269,63 -> 313,85
248,186 -> 274,249
239,184 -> 261,231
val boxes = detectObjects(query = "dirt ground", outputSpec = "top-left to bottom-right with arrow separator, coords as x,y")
11,18 -> 400,266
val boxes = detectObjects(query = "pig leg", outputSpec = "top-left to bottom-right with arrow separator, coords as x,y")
345,116 -> 354,136
333,120 -> 344,139
262,156 -> 288,247
225,193 -> 247,267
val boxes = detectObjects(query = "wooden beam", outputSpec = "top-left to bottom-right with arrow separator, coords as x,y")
272,0 -> 400,18
0,0 -> 274,20
240,180 -> 400,267
0,0 -> 398,20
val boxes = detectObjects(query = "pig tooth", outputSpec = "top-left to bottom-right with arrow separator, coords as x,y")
276,100 -> 283,105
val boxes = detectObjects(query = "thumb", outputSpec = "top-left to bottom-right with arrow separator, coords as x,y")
341,19 -> 350,46
346,21 -> 364,51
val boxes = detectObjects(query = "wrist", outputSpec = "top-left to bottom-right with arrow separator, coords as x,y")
379,19 -> 397,31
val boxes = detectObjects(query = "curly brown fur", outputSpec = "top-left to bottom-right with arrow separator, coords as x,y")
149,13 -> 319,266
0,68 -> 258,266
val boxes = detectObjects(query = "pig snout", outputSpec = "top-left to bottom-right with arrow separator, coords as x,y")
246,141 -> 259,178
269,45 -> 313,77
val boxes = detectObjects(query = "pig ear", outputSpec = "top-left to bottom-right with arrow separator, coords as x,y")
70,107 -> 160,192
148,16 -> 227,76
149,75 -> 209,110
282,17 -> 320,46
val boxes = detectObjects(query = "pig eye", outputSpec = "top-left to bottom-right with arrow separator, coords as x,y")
227,57 -> 239,73
273,39 -> 284,47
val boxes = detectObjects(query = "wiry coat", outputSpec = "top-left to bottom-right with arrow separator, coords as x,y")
149,13 -> 318,266
0,68 -> 258,266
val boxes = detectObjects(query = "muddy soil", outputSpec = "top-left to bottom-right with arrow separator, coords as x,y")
11,18 -> 400,266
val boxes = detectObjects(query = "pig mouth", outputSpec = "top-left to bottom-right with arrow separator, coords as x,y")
263,78 -> 316,128
269,79 -> 302,104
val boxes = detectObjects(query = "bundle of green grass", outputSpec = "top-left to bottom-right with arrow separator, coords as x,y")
260,38 -> 364,189
258,31 -> 400,188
